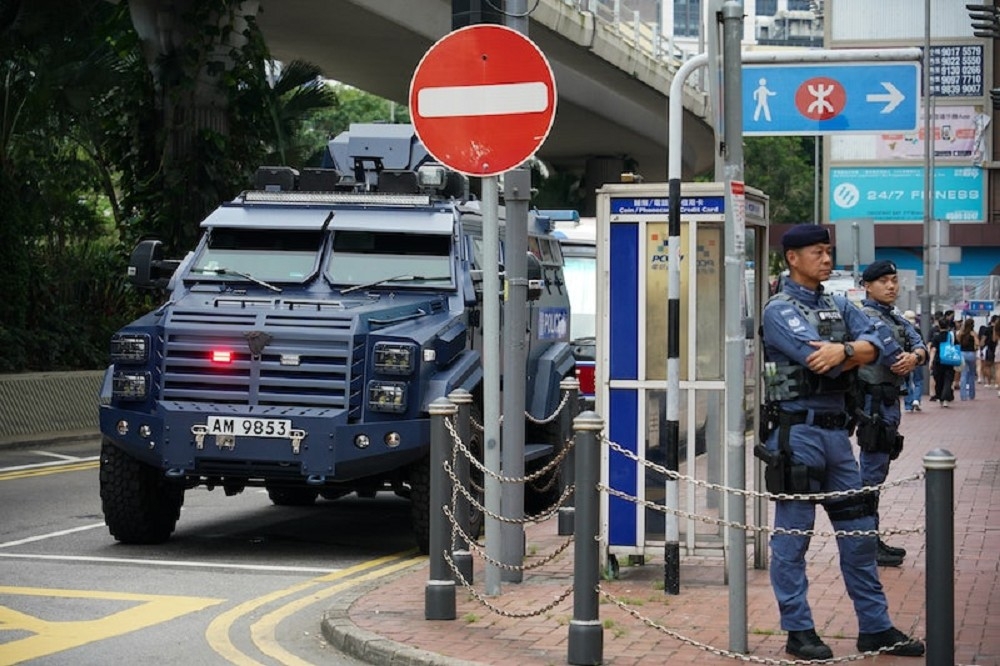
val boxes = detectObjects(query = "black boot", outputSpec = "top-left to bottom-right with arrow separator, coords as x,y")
786,628 -> 833,660
857,626 -> 925,656
876,540 -> 904,567
878,538 -> 906,558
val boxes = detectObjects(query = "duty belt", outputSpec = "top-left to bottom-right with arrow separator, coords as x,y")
781,410 -> 849,430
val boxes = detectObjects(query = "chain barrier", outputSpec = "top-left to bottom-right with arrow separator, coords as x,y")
598,586 -> 925,665
444,548 -> 574,618
470,389 -> 571,431
442,504 -> 574,572
446,416 -> 575,484
599,484 -> 921,539
444,458 -> 575,526
604,437 -> 924,503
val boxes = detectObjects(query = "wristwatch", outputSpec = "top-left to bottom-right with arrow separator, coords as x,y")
843,342 -> 855,359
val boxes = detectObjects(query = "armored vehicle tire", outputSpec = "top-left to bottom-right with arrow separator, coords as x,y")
410,402 -> 485,555
99,437 -> 184,544
319,489 -> 351,501
266,486 -> 320,506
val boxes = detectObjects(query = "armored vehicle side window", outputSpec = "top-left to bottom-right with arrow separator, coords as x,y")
191,228 -> 322,282
327,231 -> 453,286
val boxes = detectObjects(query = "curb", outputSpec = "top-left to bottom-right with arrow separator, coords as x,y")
320,565 -> 482,666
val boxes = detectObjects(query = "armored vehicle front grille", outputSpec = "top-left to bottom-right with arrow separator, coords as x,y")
160,309 -> 364,417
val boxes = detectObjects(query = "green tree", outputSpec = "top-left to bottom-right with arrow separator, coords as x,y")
298,83 -> 410,166
744,136 -> 816,224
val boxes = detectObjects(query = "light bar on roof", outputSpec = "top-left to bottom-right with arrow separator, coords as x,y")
243,191 -> 431,206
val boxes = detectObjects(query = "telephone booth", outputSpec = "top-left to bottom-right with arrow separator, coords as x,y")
595,182 -> 770,564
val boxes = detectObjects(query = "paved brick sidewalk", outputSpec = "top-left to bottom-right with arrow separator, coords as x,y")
323,394 -> 1000,665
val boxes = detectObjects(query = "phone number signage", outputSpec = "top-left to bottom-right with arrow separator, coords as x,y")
929,45 -> 983,98
829,166 -> 984,222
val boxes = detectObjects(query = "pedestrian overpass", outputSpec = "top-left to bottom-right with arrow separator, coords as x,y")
257,0 -> 716,185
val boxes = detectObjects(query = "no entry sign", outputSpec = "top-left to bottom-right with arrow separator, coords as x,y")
409,24 -> 557,177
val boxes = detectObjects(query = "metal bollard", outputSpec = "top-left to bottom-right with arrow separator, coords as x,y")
568,411 -> 604,665
447,388 -> 474,585
924,448 -> 955,666
558,377 -> 580,536
425,398 -> 457,620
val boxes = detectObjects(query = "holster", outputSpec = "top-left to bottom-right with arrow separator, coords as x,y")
856,415 -> 900,457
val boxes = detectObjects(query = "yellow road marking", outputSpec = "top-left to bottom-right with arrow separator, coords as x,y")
251,556 -> 424,666
205,550 -> 417,666
0,461 -> 99,481
0,586 -> 223,665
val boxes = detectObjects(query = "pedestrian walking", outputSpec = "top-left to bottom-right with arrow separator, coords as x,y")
929,317 -> 958,407
978,315 -> 997,389
901,310 -> 924,412
758,226 -> 924,660
957,318 -> 979,400
853,261 -> 926,567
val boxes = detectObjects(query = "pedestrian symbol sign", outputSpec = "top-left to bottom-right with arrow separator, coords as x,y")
743,63 -> 919,135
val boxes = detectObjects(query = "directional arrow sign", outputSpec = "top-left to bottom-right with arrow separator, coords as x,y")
743,62 -> 920,135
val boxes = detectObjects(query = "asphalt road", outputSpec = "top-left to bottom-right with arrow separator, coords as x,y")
0,438 -> 424,666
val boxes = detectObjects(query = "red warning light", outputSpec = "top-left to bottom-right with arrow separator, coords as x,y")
211,349 -> 233,364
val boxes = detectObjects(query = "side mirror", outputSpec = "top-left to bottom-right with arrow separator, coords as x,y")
128,240 -> 179,290
526,252 -> 545,301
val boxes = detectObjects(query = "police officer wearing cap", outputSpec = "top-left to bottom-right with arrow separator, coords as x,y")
759,225 -> 924,659
854,260 -> 926,567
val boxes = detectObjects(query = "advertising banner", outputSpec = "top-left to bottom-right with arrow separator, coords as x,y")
829,166 -> 985,222
830,106 -> 989,162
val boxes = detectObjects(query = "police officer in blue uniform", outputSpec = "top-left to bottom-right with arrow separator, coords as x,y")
855,260 -> 927,567
759,226 -> 924,659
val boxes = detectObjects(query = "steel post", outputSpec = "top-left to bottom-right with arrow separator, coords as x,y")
500,0 -> 529,585
558,377 -> 580,536
568,411 -> 604,665
721,1 -> 748,654
425,398 -> 457,620
448,388 -> 474,584
924,448 -> 955,665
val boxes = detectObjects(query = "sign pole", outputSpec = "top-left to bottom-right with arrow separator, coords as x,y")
721,2 -> 748,654
499,0 -> 530,584
483,176 -> 504,597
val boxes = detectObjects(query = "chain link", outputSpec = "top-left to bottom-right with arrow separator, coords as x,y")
446,416 -> 575,484
444,549 -> 574,618
444,458 -> 575,525
470,389 -> 572,431
599,483 -> 922,539
599,586 -> 925,664
443,504 -> 575,571
604,437 -> 924,502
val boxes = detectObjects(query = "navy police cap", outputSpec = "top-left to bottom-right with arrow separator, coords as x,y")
781,224 -> 830,249
862,259 -> 897,283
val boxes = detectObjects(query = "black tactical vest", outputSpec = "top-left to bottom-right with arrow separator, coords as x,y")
762,291 -> 851,401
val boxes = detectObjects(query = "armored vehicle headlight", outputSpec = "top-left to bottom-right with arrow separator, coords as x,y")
110,334 -> 150,364
112,372 -> 149,401
373,342 -> 416,375
367,381 -> 407,414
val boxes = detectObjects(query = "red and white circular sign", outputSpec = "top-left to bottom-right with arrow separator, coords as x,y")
409,24 -> 557,177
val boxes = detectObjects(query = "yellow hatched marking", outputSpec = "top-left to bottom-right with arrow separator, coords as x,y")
0,586 -> 223,665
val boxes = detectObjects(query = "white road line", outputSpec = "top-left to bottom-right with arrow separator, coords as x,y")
0,455 -> 100,472
417,81 -> 548,117
31,451 -> 89,461
0,552 -> 342,574
0,523 -> 106,548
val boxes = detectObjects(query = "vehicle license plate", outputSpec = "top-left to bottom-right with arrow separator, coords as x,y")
206,416 -> 292,438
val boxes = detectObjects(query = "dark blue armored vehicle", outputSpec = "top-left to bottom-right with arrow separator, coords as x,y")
98,124 -> 575,551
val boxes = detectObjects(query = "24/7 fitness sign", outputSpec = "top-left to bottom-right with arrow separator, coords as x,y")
743,62 -> 919,136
